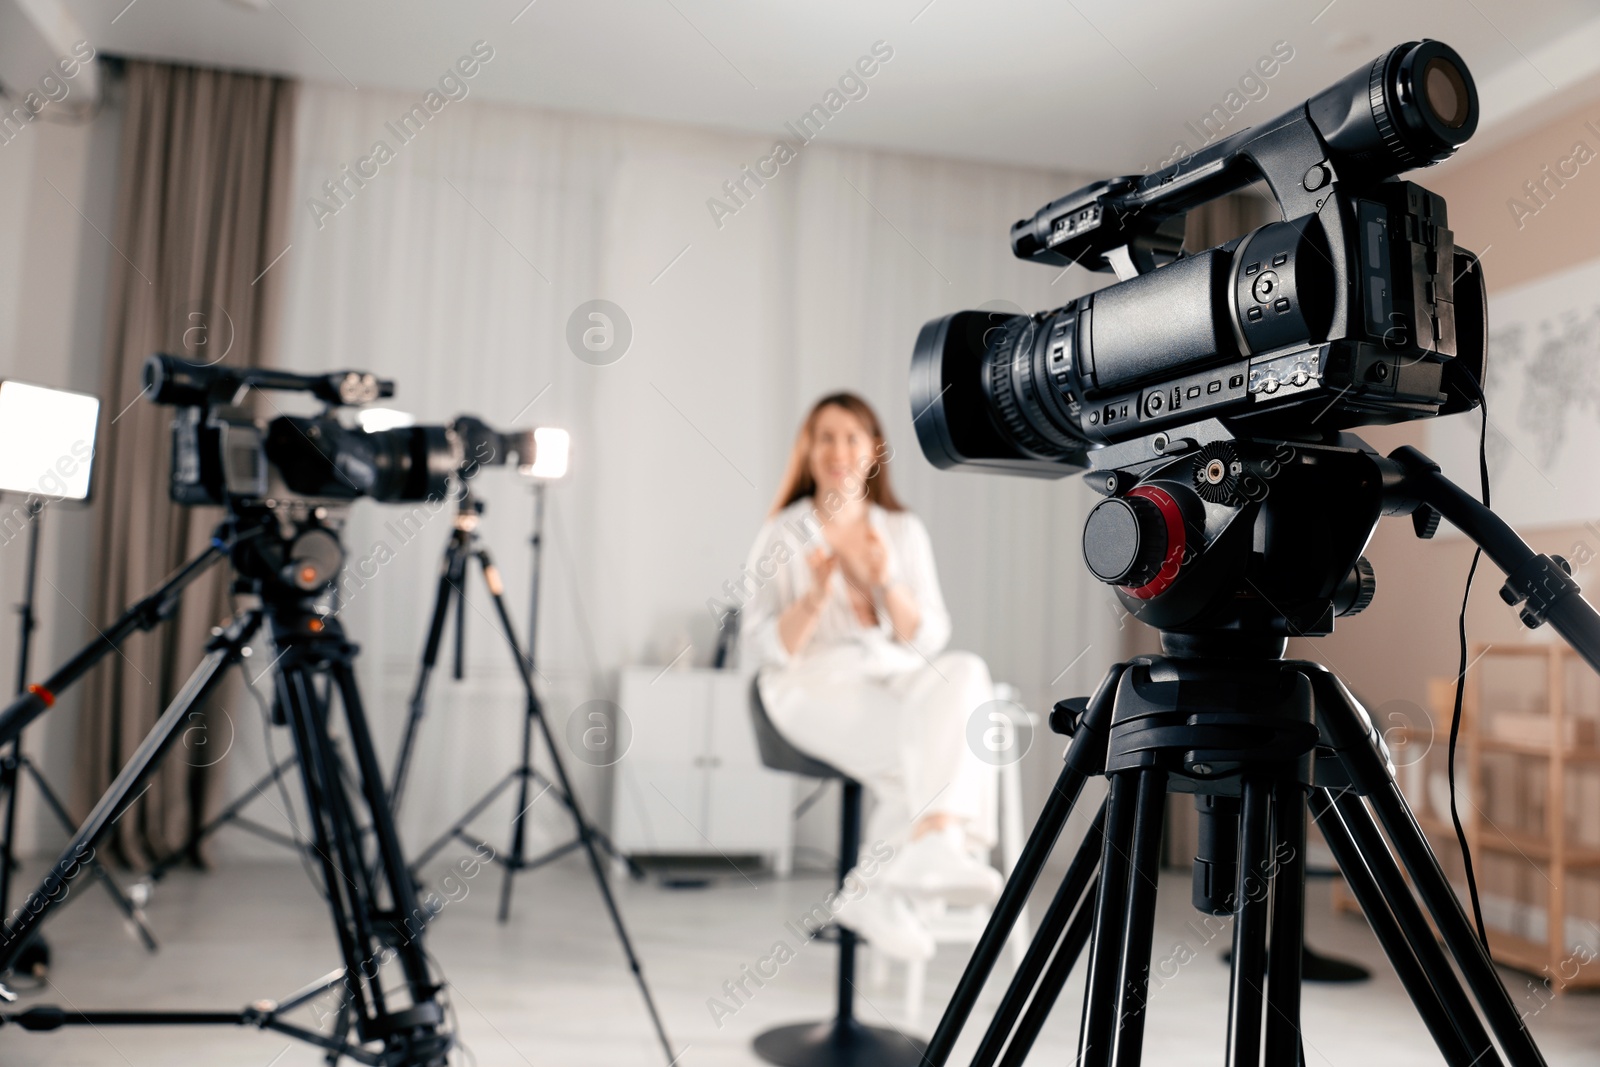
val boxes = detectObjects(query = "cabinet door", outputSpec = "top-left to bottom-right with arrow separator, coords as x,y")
611,670 -> 710,853
705,673 -> 793,853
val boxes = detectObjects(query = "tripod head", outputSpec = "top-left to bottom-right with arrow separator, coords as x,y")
1078,423 -> 1600,675
1080,425 -> 1385,639
219,503 -> 347,610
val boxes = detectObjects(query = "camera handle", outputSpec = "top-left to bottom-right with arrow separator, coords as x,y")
1383,445 -> 1600,675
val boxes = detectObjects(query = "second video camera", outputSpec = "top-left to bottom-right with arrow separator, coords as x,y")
145,355 -> 541,506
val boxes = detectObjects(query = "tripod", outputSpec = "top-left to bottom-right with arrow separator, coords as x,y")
922,438 -> 1600,1067
389,484 -> 673,1062
0,501 -> 158,973
0,514 -> 453,1066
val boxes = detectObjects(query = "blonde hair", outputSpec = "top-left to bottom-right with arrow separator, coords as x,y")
768,392 -> 904,518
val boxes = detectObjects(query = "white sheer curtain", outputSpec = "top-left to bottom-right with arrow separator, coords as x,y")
221,80 -> 1116,858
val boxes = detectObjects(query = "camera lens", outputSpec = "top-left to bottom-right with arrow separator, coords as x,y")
1422,57 -> 1470,129
980,310 -> 1088,462
909,309 -> 1090,475
1391,40 -> 1478,161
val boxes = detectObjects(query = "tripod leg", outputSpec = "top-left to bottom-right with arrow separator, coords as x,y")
1366,781 -> 1546,1065
996,877 -> 1099,1067
925,662 -> 1122,1067
1225,777 -> 1272,1067
0,748 -> 19,936
1111,769 -> 1167,1067
1310,788 -> 1486,1066
1263,779 -> 1306,1065
15,761 -> 159,952
408,774 -> 519,873
1078,772 -> 1139,1067
0,610 -> 263,974
278,660 -> 393,1026
968,800 -> 1106,1067
392,538 -> 468,815
327,658 -> 443,1011
474,547 -> 676,1063
526,765 -> 643,877
1307,668 -> 1546,1066
498,685 -> 537,924
325,1002 -> 353,1066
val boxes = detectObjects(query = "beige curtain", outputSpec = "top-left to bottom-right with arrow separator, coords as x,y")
76,61 -> 296,867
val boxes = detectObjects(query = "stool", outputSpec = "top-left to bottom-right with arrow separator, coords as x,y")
747,677 -> 927,1067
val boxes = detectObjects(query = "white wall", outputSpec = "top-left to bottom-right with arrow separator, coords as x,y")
0,83 -> 123,857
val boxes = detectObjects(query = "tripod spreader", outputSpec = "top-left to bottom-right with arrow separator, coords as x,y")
1383,444 -> 1600,675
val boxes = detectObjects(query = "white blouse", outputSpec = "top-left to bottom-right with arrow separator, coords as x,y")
739,497 -> 952,679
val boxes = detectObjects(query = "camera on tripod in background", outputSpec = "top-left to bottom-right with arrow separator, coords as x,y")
911,39 -> 1484,477
142,352 -> 562,609
145,354 -> 552,511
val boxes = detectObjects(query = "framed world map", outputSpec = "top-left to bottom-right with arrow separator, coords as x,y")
1431,255 -> 1600,533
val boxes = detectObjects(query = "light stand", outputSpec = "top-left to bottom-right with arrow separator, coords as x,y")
0,380 -> 160,976
389,476 -> 672,1063
0,502 -> 160,975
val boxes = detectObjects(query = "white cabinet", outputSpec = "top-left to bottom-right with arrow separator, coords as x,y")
611,668 -> 794,873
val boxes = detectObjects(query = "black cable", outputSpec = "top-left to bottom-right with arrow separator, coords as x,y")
1448,369 -> 1490,949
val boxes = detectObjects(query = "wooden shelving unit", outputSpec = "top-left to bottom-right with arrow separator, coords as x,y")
1333,644 -> 1600,993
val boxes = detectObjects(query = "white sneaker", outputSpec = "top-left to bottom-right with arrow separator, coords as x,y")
883,828 -> 1004,908
832,882 -> 935,962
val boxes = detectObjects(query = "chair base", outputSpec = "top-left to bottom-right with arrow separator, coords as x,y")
753,1018 -> 928,1067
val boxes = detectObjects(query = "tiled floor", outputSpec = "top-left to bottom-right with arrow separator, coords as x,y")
2,855 -> 1595,1065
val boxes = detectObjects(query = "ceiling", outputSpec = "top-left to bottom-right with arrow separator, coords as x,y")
49,0 -> 1600,174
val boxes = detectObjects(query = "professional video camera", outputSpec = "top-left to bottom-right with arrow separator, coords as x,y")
145,354 -> 542,507
912,38 -> 1482,476
909,39 -> 1497,641
905,41 -> 1600,1067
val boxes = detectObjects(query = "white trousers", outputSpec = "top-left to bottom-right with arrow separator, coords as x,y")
762,649 -> 998,855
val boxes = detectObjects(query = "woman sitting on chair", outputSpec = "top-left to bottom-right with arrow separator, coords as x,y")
741,392 -> 1001,962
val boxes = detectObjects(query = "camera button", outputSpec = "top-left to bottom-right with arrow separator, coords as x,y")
1274,297 -> 1291,313
1272,252 -> 1288,267
1247,307 -> 1263,323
